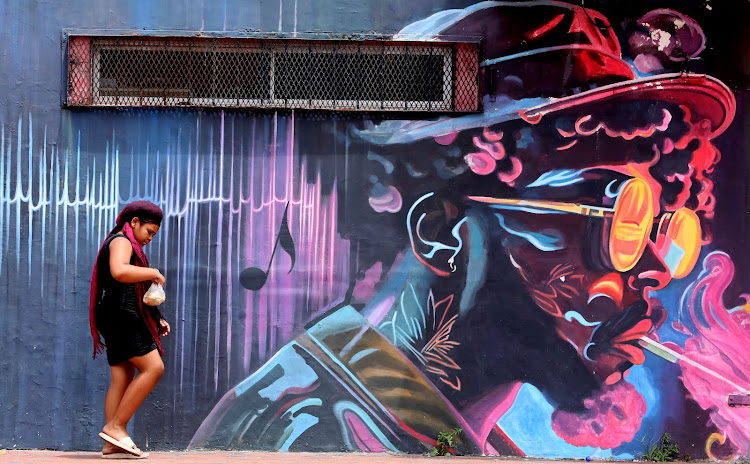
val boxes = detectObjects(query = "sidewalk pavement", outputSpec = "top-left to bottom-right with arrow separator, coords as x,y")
0,451 -> 661,464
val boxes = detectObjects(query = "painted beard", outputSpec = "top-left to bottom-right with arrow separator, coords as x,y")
550,379 -> 647,449
548,298 -> 665,448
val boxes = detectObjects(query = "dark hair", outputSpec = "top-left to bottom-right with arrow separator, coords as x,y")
340,99 -> 718,280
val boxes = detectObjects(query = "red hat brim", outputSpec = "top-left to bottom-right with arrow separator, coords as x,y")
519,73 -> 736,138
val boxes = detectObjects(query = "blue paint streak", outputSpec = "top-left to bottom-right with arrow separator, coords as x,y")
278,410 -> 321,451
367,152 -> 394,174
460,213 -> 488,316
662,242 -> 686,277
488,205 -> 567,215
564,311 -> 601,327
15,115 -> 22,269
498,383 -> 615,459
0,126 -> 5,270
349,348 -> 379,365
407,191 -> 468,262
496,214 -> 563,251
527,169 -> 585,188
605,180 -> 621,199
516,127 -> 534,149
238,343 -> 318,398
27,114 -> 32,278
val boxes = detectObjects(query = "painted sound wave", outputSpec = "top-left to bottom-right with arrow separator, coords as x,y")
1,115 -> 119,279
0,112 -> 350,405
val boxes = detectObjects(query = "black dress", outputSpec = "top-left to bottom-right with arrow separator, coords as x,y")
95,233 -> 158,366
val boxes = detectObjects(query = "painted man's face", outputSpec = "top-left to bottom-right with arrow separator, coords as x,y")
468,110 -> 706,385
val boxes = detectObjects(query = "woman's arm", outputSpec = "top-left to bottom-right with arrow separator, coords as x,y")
109,236 -> 166,286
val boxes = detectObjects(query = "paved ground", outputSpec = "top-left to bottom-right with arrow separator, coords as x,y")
0,451 -> 642,464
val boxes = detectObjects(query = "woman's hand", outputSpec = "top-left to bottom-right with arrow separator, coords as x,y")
152,269 -> 166,287
159,319 -> 171,337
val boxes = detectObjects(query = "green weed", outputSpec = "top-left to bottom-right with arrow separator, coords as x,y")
430,428 -> 462,457
641,433 -> 681,462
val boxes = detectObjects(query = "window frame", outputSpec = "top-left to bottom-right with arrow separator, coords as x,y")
62,30 -> 482,114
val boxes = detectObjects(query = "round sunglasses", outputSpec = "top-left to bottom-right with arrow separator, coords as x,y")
468,178 -> 701,279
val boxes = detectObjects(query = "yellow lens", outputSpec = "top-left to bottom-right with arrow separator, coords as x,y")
609,178 -> 654,272
656,208 -> 701,279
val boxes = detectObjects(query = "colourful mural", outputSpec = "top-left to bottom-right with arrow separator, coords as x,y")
0,0 -> 749,459
187,2 -> 750,458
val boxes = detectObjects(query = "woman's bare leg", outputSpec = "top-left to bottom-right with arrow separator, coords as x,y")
102,350 -> 164,449
106,362 -> 136,421
102,362 -> 136,454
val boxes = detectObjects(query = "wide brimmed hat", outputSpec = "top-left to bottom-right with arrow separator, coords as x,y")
359,1 -> 735,145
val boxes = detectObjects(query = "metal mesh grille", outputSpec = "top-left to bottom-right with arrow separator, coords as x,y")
66,36 -> 480,112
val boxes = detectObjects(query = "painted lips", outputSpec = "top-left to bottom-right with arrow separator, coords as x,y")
584,299 -> 663,373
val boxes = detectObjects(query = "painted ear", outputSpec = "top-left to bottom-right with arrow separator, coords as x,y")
406,192 -> 467,277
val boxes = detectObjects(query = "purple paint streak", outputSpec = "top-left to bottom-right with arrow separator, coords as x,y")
0,111 -> 350,410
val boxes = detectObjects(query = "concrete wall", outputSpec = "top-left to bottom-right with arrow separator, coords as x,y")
1,0 -> 749,459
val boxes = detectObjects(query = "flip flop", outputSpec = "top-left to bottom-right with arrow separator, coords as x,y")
98,432 -> 144,457
101,452 -> 149,459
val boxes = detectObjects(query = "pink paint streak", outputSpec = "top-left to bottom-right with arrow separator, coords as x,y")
352,262 -> 383,302
464,151 -> 496,175
675,251 -> 750,454
434,132 -> 458,145
369,185 -> 403,213
461,382 -> 522,445
497,157 -> 523,186
344,411 -> 390,452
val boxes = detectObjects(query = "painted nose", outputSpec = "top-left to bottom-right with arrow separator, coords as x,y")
627,241 -> 671,293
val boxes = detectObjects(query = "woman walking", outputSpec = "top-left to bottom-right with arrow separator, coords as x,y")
89,201 -> 170,458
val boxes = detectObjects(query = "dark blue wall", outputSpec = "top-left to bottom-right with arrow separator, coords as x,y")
1,0 -> 749,458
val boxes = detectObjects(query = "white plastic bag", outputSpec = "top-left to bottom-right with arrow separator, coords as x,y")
143,283 -> 166,306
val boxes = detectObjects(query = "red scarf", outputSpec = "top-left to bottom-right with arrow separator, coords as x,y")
89,221 -> 163,358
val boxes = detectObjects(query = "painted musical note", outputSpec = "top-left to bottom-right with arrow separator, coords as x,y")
240,203 -> 296,291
